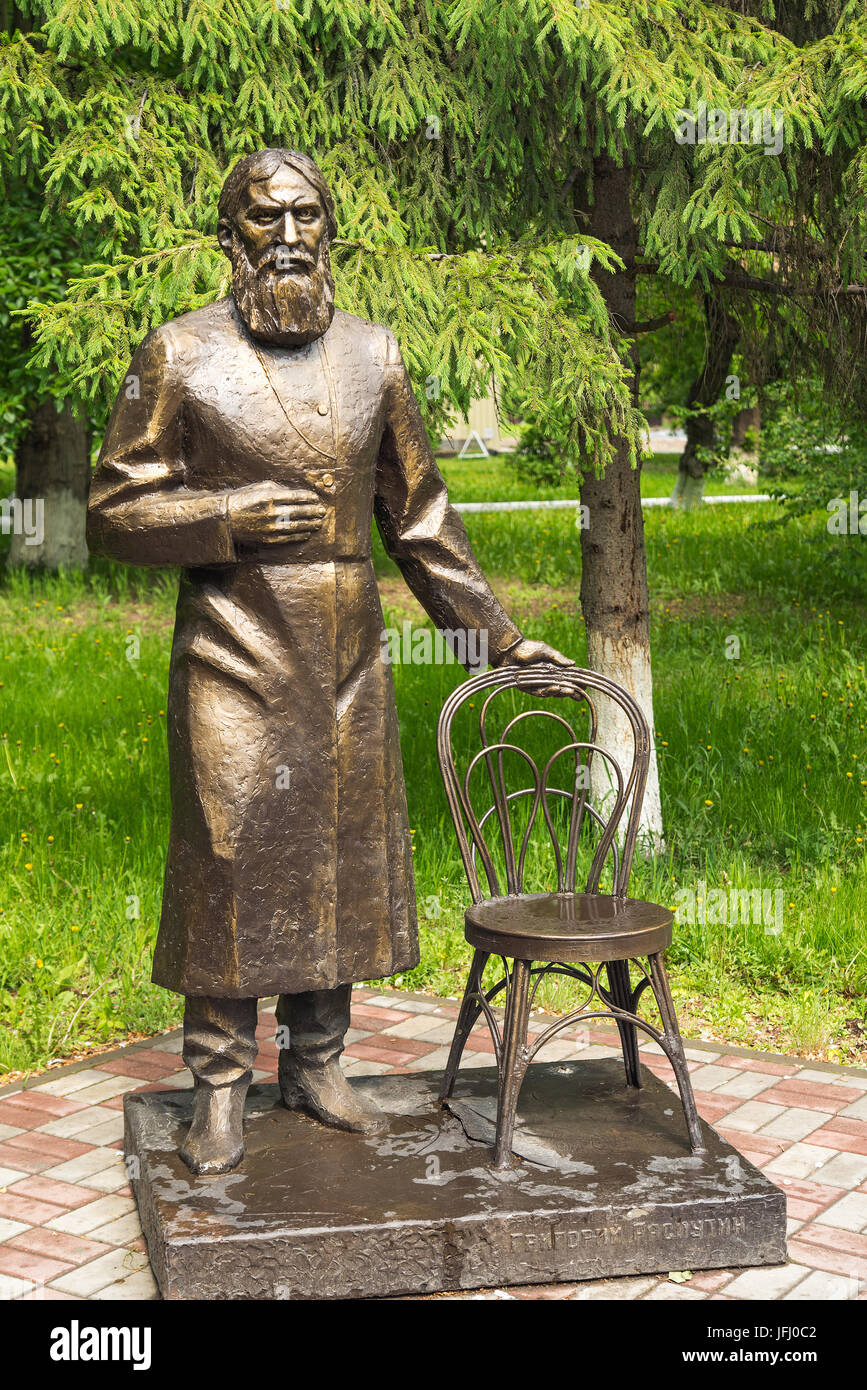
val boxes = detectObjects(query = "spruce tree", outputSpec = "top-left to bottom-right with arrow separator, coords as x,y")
2,0 -> 865,837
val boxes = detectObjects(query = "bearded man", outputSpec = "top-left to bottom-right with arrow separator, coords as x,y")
87,149 -> 572,1175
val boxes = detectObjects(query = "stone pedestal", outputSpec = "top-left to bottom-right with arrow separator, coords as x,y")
125,1060 -> 787,1299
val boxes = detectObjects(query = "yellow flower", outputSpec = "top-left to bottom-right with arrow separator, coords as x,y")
36,958 -> 43,968
25,862 -> 32,870
704,799 -> 713,807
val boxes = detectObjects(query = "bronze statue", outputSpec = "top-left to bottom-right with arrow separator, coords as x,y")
87,150 -> 572,1175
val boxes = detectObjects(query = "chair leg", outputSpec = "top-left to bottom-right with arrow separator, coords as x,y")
493,958 -> 532,1170
648,952 -> 706,1154
606,959 -> 642,1089
438,949 -> 490,1102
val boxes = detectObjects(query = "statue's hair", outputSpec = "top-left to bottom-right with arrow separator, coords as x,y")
218,149 -> 337,241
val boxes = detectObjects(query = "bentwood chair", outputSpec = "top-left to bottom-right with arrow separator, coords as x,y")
436,664 -> 705,1169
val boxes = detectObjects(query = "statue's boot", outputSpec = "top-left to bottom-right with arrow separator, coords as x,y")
277,985 -> 386,1135
179,995 -> 258,1175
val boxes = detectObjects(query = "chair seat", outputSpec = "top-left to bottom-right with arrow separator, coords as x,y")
464,892 -> 673,963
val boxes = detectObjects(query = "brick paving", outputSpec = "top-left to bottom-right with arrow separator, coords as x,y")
1,985 -> 866,1302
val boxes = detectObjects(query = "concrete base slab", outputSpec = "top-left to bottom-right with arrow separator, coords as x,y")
125,1060 -> 787,1299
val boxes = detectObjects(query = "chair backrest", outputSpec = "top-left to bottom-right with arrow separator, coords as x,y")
436,664 -> 651,903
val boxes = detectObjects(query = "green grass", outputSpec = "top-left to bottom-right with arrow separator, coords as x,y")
436,450 -> 760,502
0,465 -> 864,1079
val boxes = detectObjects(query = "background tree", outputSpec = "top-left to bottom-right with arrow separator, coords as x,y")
3,0 -> 866,841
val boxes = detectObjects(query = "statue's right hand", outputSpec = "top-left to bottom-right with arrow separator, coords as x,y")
227,482 -> 327,546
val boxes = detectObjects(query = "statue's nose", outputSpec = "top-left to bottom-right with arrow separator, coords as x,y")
280,212 -> 301,245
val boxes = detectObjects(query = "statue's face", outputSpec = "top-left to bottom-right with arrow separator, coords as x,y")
233,168 -> 328,277
220,165 -> 335,348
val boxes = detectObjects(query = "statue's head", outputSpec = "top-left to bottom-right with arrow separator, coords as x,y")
218,149 -> 337,347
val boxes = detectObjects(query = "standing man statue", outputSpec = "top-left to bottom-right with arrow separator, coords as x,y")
87,150 -> 572,1175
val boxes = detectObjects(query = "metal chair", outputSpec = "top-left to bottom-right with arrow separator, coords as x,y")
436,663 -> 705,1169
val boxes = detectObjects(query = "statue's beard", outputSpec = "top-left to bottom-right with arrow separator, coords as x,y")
231,236 -> 335,347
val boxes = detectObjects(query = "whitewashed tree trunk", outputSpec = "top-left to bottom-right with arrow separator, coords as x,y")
7,401 -> 90,572
578,154 -> 663,853
670,468 -> 706,508
586,627 -> 663,852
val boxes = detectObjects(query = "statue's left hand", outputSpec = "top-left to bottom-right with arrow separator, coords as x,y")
494,637 -> 576,696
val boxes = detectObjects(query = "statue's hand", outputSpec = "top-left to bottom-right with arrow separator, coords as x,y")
494,637 -> 576,696
228,482 -> 326,546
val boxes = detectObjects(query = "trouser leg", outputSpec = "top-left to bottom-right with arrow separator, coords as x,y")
179,995 -> 258,1176
276,984 -> 386,1135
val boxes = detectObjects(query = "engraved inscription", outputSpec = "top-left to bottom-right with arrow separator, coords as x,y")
509,1215 -> 747,1257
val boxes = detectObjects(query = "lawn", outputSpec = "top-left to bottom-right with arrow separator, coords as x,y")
0,458 -> 864,1081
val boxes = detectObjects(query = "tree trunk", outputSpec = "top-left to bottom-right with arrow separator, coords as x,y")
579,154 -> 662,849
671,294 -> 740,510
730,403 -> 760,451
7,400 -> 91,571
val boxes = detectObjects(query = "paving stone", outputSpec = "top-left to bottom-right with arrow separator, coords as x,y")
683,1048 -> 721,1063
722,1262 -> 810,1299
3,1132 -> 92,1162
0,1124 -> 25,1142
714,1071 -> 783,1099
533,1040 -> 583,1063
405,1046 -> 453,1071
35,1106 -> 118,1139
800,1151 -> 867,1189
0,1192 -> 66,1226
814,1192 -> 867,1233
720,1099 -> 787,1133
363,995 -> 417,1011
689,1064 -> 742,1091
350,1003 -> 412,1025
85,1212 -> 144,1246
758,1107 -> 833,1142
764,1142 -> 837,1179
641,1282 -> 705,1300
391,998 -> 441,1014
0,1164 -> 29,1187
70,1117 -> 125,1147
782,1269 -> 861,1300
840,1095 -> 867,1121
0,1272 -> 40,1299
340,1060 -> 392,1077
85,1164 -> 131,1195
39,1149 -> 122,1185
7,1176 -> 101,1211
0,1216 -> 29,1241
66,1076 -> 145,1104
785,1237 -> 867,1281
29,1069 -> 114,1097
567,1275 -> 660,1299
718,1055 -> 792,1077
152,1035 -> 183,1054
43,1194 -> 136,1237
382,1020 -> 456,1044
0,1246 -> 72,1285
5,1229 -> 112,1266
50,1248 -> 151,1297
382,1015 -> 458,1040
91,1266 -> 159,1300
791,1068 -> 854,1086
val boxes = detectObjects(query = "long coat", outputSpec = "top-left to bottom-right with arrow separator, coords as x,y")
87,298 -> 522,997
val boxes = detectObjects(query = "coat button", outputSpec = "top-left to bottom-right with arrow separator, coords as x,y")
322,473 -> 335,488
317,402 -> 329,415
